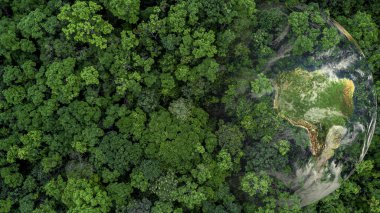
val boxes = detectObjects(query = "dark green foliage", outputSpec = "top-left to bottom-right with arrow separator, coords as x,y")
288,5 -> 342,55
216,123 -> 244,157
90,131 -> 142,176
0,0 -> 379,212
245,139 -> 289,172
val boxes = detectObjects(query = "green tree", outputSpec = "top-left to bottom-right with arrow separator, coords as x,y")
2,86 -> 26,105
57,1 -> 113,49
250,73 -> 273,98
130,170 -> 149,192
168,98 -> 193,121
106,182 -> 132,208
216,123 -> 244,158
176,181 -> 207,209
0,198 -> 13,213
80,66 -> 99,85
126,198 -> 152,213
321,27 -> 341,50
293,35 -> 314,55
241,172 -> 272,197
192,28 -> 218,59
288,11 -> 309,36
151,201 -> 174,213
45,57 -> 80,104
142,109 -> 210,172
0,166 -> 24,188
17,8 -> 47,39
151,171 -> 178,202
276,140 -> 290,156
90,131 -> 142,175
61,178 -> 111,213
7,130 -> 43,163
100,0 -> 140,23
0,18 -> 20,60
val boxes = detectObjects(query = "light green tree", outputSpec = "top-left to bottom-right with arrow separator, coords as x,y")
57,1 -> 113,49
62,178 -> 111,213
80,66 -> 99,85
241,172 -> 272,196
99,0 -> 140,23
276,140 -> 291,156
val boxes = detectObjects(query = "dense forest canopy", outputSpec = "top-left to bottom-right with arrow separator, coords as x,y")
0,0 -> 379,212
